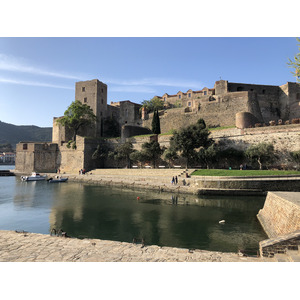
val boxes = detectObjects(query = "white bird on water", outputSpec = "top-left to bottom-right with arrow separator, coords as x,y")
219,220 -> 225,224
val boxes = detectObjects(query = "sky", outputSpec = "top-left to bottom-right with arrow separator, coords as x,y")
0,37 -> 298,127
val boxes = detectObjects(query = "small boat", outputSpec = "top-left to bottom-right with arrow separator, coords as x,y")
21,172 -> 46,181
47,176 -> 68,183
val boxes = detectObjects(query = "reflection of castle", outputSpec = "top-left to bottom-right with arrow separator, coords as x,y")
15,78 -> 300,173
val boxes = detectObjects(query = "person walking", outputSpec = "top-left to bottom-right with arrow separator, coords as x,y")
175,176 -> 178,185
171,176 -> 175,185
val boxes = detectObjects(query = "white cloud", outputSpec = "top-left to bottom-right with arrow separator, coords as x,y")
0,53 -> 203,92
109,85 -> 156,93
0,53 -> 83,80
106,77 -> 203,89
0,77 -> 73,89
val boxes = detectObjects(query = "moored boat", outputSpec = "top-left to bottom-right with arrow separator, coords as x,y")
47,176 -> 68,183
21,172 -> 46,181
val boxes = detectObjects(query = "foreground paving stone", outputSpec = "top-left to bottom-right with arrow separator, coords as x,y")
0,230 -> 273,262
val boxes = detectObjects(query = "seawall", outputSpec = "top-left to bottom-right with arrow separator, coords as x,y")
257,192 -> 300,238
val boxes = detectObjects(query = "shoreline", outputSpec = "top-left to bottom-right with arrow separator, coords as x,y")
0,230 -> 269,262
13,169 -> 300,196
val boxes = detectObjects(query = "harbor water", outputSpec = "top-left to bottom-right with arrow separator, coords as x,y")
0,166 -> 267,253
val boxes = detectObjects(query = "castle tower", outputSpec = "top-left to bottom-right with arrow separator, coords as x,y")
75,79 -> 108,137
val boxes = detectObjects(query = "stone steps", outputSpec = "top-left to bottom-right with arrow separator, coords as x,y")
91,168 -> 193,176
272,250 -> 300,262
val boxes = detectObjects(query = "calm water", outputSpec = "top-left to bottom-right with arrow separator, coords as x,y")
0,166 -> 267,253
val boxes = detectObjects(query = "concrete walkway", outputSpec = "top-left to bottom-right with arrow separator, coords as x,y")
0,230 -> 270,262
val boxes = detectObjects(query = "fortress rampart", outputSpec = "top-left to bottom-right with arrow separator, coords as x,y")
15,78 -> 300,173
144,80 -> 300,133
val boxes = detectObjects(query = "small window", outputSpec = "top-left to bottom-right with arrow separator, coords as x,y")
101,88 -> 104,93
100,112 -> 103,116
297,93 -> 300,100
262,89 -> 266,94
179,95 -> 181,99
23,144 -> 28,150
188,93 -> 191,98
204,91 -> 207,95
188,102 -> 192,107
164,97 -> 166,102
84,97 -> 87,103
82,87 -> 85,92
101,99 -> 103,104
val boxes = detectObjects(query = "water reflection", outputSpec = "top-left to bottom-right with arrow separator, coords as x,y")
0,177 -> 268,253
48,184 -> 267,253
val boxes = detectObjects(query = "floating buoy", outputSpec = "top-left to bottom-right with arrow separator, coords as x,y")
137,197 -> 140,200
219,220 -> 225,224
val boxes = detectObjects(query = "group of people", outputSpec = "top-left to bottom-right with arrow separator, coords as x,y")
171,176 -> 178,185
79,169 -> 86,175
239,164 -> 247,170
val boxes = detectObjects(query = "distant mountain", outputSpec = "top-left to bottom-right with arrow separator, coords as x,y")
0,121 -> 52,149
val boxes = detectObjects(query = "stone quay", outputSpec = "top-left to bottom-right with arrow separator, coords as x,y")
0,230 -> 270,262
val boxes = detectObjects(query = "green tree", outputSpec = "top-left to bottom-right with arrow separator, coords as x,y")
170,118 -> 212,167
129,151 -> 149,166
245,143 -> 275,170
141,141 -> 165,168
163,147 -> 179,167
151,109 -> 161,134
197,143 -> 219,169
288,37 -> 300,82
218,147 -> 245,169
92,142 -> 111,168
141,96 -> 164,113
130,141 -> 165,168
108,141 -> 135,168
56,100 -> 97,142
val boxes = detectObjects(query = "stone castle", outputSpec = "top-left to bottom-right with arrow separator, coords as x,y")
15,78 -> 300,173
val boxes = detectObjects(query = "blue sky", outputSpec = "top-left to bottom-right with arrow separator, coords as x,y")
0,37 -> 298,127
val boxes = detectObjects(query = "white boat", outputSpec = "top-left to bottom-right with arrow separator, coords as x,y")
21,172 -> 46,181
47,176 -> 68,183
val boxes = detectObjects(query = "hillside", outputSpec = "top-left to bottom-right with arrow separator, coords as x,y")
0,121 -> 52,149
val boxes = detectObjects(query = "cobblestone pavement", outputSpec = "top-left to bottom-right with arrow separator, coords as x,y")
0,230 -> 271,262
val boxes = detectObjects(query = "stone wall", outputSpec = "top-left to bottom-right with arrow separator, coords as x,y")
191,177 -> 300,192
257,192 -> 300,238
15,142 -> 58,173
58,136 -> 101,173
143,91 -> 253,132
124,124 -> 300,168
212,124 -> 300,167
121,125 -> 152,139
